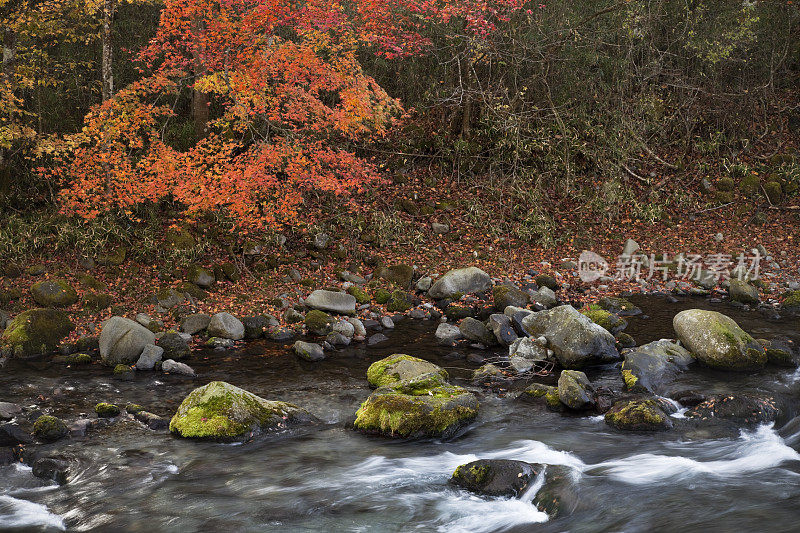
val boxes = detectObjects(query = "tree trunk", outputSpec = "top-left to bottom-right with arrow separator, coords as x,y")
191,16 -> 208,139
101,0 -> 114,101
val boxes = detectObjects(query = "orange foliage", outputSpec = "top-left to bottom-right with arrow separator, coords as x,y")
52,0 -> 526,230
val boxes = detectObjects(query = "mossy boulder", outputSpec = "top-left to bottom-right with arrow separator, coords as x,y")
451,459 -> 539,497
535,274 -> 559,291
374,288 -> 391,304
158,331 -> 191,360
621,340 -> 694,395
83,292 -> 113,310
53,352 -> 92,365
782,290 -> 800,314
673,309 -> 766,371
376,264 -> 414,289
32,415 -> 68,442
492,285 -> 529,311
605,399 -> 673,431
187,265 -> 216,289
366,354 -> 448,388
353,381 -> 478,439
557,370 -> 595,410
95,403 -> 120,418
764,337 -> 798,367
347,286 -> 371,304
0,286 -> 22,306
1,309 -> 74,358
97,247 -> 126,266
581,307 -> 626,334
386,290 -> 412,312
717,177 -> 735,191
30,279 -> 78,308
304,309 -> 332,335
519,383 -> 557,403
739,174 -> 760,197
521,305 -> 618,368
176,282 -> 208,300
764,181 -> 783,204
728,279 -> 759,305
169,381 -> 315,440
165,228 -> 196,250
596,297 -> 641,316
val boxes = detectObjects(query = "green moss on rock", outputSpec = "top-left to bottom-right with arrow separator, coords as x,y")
374,288 -> 391,304
366,354 -> 448,388
347,286 -> 371,304
386,290 -> 412,312
32,415 -> 68,441
169,381 -> 314,440
1,308 -> 74,358
581,307 -> 626,333
30,279 -> 78,308
304,309 -> 332,335
95,403 -> 120,418
605,399 -> 672,431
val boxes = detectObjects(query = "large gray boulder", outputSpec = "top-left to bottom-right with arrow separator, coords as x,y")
99,316 -> 156,366
673,309 -> 766,371
621,340 -> 693,395
451,459 -> 539,497
305,290 -> 356,315
522,305 -> 618,368
207,312 -> 245,340
728,279 -> 759,305
428,267 -> 491,299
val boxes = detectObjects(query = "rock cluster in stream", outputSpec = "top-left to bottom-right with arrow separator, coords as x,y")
1,241 -> 799,501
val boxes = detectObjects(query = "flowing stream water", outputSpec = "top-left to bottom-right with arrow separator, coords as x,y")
1,295 -> 800,532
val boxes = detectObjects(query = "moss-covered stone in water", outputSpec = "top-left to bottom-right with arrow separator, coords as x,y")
32,415 -> 68,441
353,383 -> 478,439
95,403 -> 120,418
1,308 -> 74,358
386,290 -> 412,312
621,368 -> 641,391
125,403 -> 144,415
113,364 -> 134,381
519,384 -> 557,403
169,381 -> 314,440
366,354 -> 448,388
581,308 -> 626,333
673,309 -> 766,371
544,390 -> 563,411
374,288 -> 391,304
304,310 -> 332,335
64,353 -> 92,365
605,399 -> 672,431
347,286 -> 371,304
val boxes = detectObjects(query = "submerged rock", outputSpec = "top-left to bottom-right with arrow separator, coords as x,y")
686,394 -> 781,425
169,381 -> 315,440
428,267 -> 491,299
605,399 -> 673,431
522,305 -> 618,368
293,341 -> 325,362
451,459 -> 539,497
673,309 -> 766,371
621,340 -> 694,395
